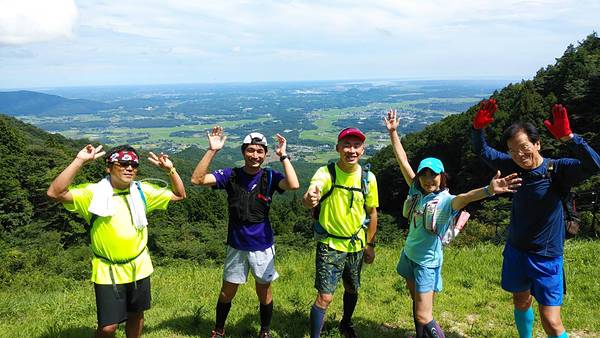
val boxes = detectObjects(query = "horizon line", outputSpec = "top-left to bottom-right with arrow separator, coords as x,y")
0,75 -> 524,92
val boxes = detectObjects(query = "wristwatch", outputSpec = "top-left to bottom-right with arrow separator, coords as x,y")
279,155 -> 290,162
367,242 -> 376,248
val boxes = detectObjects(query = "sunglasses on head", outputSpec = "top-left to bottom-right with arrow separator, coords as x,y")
112,160 -> 139,169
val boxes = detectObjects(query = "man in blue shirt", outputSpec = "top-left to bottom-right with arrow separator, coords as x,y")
191,126 -> 299,338
471,100 -> 600,338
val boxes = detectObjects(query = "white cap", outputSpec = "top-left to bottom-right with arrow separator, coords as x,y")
242,132 -> 268,146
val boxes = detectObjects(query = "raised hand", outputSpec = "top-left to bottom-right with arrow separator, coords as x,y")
306,186 -> 321,208
148,152 -> 173,170
543,104 -> 573,140
489,171 -> 522,194
207,126 -> 227,151
472,98 -> 497,129
76,144 -> 105,163
384,109 -> 400,132
275,133 -> 287,157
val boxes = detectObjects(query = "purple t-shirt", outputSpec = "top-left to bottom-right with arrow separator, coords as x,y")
213,167 -> 285,251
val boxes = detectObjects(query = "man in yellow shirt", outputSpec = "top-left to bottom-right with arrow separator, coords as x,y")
47,144 -> 186,338
303,128 -> 378,338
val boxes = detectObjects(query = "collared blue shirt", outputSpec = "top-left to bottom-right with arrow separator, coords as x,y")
472,129 -> 600,257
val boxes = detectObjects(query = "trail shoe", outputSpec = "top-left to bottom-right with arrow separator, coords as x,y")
211,329 -> 225,338
257,329 -> 272,338
339,321 -> 359,338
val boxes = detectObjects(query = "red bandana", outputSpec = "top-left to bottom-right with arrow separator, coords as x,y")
107,151 -> 139,164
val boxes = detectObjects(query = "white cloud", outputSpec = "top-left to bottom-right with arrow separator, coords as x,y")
73,0 -> 599,51
0,0 -> 78,45
1,0 -> 599,87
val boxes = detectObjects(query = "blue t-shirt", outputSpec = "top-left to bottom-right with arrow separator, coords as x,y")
403,182 -> 456,268
472,129 -> 600,257
213,167 -> 285,251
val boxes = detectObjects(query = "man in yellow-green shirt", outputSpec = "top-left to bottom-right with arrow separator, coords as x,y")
47,144 -> 186,338
303,128 -> 378,338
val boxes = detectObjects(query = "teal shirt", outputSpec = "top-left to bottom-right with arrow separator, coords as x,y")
403,182 -> 456,268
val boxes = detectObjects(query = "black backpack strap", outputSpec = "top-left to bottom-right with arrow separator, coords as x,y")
361,163 -> 370,195
262,167 -> 273,198
225,167 -> 239,193
546,159 -> 555,180
319,162 -> 337,204
361,163 -> 371,214
89,214 -> 99,228
258,168 -> 273,205
231,167 -> 239,182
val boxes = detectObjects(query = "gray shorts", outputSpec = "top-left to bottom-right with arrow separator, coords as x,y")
223,245 -> 279,284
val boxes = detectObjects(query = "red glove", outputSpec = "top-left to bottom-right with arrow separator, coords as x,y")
472,99 -> 497,129
543,104 -> 572,139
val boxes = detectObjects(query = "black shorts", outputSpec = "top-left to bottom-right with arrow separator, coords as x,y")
94,276 -> 151,327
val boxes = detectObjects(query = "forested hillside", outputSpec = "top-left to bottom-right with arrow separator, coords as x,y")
1,33 -> 599,285
370,33 -> 600,224
0,115 -> 325,283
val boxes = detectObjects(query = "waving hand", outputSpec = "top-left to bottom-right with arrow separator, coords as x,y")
472,99 -> 497,130
543,104 -> 573,141
207,126 -> 227,151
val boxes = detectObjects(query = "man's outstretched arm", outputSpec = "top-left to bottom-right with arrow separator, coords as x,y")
191,126 -> 225,186
47,144 -> 105,203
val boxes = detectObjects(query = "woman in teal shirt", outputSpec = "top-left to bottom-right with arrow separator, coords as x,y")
385,110 -> 521,338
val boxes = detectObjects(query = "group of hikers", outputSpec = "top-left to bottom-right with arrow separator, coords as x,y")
46,98 -> 600,338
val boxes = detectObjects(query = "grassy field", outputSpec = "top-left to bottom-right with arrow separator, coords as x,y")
1,241 -> 599,338
59,117 -> 271,148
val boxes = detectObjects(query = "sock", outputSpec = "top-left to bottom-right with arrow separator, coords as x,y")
548,332 -> 568,338
259,301 -> 273,331
514,306 -> 534,338
310,304 -> 326,338
413,301 -> 425,338
341,291 -> 358,325
215,301 -> 232,331
424,319 -> 445,338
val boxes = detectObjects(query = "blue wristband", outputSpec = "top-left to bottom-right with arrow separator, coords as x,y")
483,185 -> 495,197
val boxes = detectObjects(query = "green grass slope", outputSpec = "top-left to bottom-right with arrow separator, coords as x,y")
1,241 -> 598,338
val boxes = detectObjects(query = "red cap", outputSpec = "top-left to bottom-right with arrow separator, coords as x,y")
337,127 -> 366,142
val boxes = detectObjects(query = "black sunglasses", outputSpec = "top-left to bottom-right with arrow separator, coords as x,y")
113,160 -> 139,169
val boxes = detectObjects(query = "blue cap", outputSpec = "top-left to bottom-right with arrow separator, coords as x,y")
417,157 -> 445,174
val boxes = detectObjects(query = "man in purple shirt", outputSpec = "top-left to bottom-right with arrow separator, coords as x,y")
191,126 -> 300,338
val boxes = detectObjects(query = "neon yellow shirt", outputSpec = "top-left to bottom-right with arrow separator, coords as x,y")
64,181 -> 172,284
309,163 -> 378,253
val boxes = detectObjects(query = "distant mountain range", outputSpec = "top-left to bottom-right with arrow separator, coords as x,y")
0,90 -> 112,116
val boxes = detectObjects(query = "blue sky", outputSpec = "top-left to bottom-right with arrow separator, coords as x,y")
0,0 -> 598,89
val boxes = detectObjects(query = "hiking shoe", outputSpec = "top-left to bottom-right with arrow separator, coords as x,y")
339,321 -> 358,338
257,329 -> 272,338
211,329 -> 225,338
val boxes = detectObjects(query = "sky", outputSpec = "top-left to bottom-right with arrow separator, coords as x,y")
0,0 -> 599,89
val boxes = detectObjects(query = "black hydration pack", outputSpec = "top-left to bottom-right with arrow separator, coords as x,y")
225,167 -> 273,224
311,162 -> 371,248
